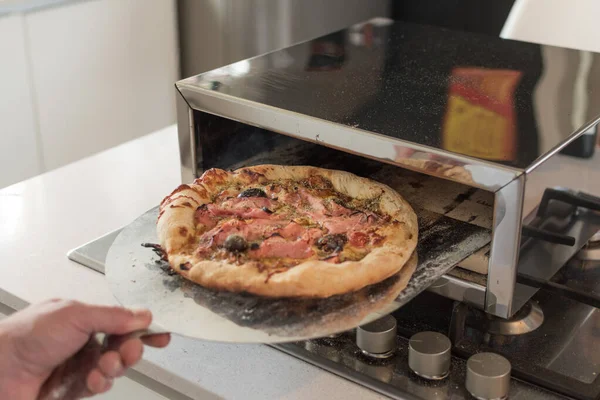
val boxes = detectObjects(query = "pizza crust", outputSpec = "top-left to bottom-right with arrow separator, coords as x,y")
158,165 -> 418,298
299,251 -> 418,336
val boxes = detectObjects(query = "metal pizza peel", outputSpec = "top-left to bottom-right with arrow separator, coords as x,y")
105,207 -> 490,343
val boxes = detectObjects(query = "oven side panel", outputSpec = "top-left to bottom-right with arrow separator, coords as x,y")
176,87 -> 197,183
486,176 -> 525,318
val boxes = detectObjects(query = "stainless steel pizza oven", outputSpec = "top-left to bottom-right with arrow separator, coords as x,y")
175,18 -> 600,320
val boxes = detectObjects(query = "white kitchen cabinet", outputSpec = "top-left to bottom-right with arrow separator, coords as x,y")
0,0 -> 179,189
0,14 -> 42,188
25,0 -> 179,170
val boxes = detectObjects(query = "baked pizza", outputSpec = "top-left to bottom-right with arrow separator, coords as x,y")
157,165 -> 418,298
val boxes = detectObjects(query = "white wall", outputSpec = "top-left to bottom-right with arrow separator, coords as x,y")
502,0 -> 600,53
26,0 -> 179,171
0,14 -> 42,188
0,0 -> 179,188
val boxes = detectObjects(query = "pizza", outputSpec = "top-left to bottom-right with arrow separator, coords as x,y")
157,165 -> 418,298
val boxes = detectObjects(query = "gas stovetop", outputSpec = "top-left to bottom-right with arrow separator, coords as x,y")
68,227 -> 600,400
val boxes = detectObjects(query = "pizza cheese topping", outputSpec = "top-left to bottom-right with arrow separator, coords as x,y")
190,174 -> 395,272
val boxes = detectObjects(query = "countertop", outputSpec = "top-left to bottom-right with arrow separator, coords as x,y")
0,125 -> 387,400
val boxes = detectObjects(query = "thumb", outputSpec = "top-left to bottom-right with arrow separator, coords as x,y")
69,303 -> 152,335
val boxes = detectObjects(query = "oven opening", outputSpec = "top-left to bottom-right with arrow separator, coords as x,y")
194,110 -> 495,287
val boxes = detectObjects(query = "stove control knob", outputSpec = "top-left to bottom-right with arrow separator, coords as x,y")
408,331 -> 451,380
356,315 -> 397,358
466,352 -> 511,400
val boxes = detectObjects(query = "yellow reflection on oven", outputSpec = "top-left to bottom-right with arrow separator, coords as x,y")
442,68 -> 522,161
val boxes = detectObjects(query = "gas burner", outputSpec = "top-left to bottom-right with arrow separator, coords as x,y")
449,300 -> 544,347
485,301 -> 544,336
576,230 -> 600,261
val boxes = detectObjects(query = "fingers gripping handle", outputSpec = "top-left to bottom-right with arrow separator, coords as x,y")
37,329 -> 154,400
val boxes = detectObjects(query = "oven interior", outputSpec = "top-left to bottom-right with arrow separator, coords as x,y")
194,110 -> 495,291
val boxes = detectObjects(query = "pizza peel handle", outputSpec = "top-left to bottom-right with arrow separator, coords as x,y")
37,329 -> 165,400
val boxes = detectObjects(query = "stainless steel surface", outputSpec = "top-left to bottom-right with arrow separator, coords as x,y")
543,301 -> 600,385
525,116 -> 600,174
408,331 -> 451,380
175,18 -> 529,192
276,332 -> 564,400
356,315 -> 397,358
177,0 -> 390,77
577,231 -> 600,260
175,80 -> 519,192
485,301 -> 543,335
465,352 -> 511,400
428,273 -> 486,309
176,18 -> 600,178
552,256 -> 600,307
175,89 -> 196,184
486,176 -> 525,317
447,289 -> 600,399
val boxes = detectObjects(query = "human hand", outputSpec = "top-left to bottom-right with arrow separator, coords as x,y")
0,299 -> 170,400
